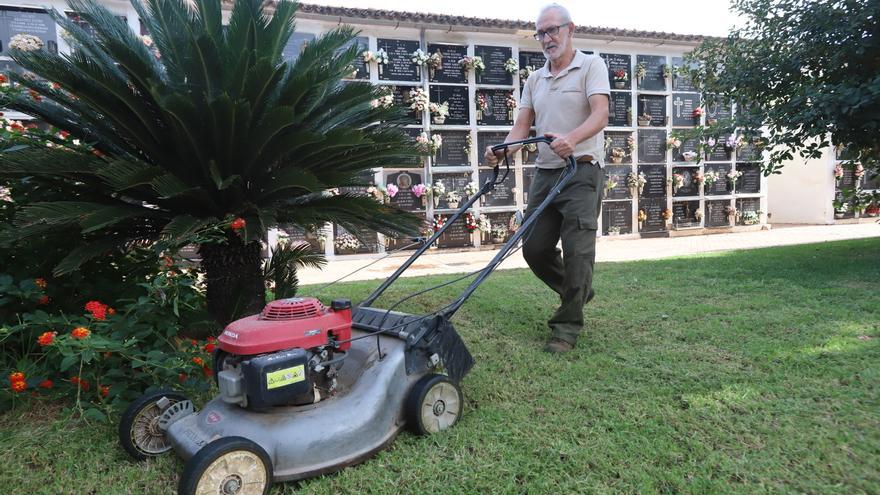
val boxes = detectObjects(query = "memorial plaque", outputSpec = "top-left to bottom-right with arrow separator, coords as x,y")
476,89 -> 514,126
518,51 -> 546,87
672,200 -> 701,228
437,216 -> 473,248
736,198 -> 761,225
637,94 -> 666,127
427,43 -> 468,84
1,7 -> 58,56
639,197 -> 667,232
522,131 -> 539,164
479,168 -> 516,207
340,36 -> 369,79
433,172 -> 472,209
377,38 -> 421,82
277,224 -> 325,253
604,131 -> 633,165
862,168 -> 880,190
705,163 -> 732,196
705,200 -> 731,227
672,138 -> 700,163
636,55 -> 666,91
609,91 -> 632,127
523,167 -> 536,203
0,58 -> 22,75
603,200 -> 632,235
737,142 -> 762,162
385,170 -> 424,212
430,85 -> 469,126
704,96 -> 733,124
477,132 -> 509,166
706,135 -> 733,162
282,32 -> 315,64
638,165 -> 667,198
604,165 -> 632,200
483,211 -> 516,244
637,129 -> 667,163
671,93 -> 700,127
600,53 -> 631,91
672,166 -> 700,197
399,127 -> 426,167
737,163 -> 761,194
434,131 -> 471,167
66,12 -> 128,42
333,225 -> 379,255
474,45 -> 513,86
671,56 -> 698,92
391,85 -> 423,125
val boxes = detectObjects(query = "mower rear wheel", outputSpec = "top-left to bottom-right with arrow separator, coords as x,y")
118,389 -> 188,461
178,436 -> 272,495
405,374 -> 462,435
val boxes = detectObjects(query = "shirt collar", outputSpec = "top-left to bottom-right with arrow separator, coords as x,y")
542,50 -> 588,78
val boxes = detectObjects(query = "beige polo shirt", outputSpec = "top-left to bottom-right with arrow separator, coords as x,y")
520,50 -> 610,169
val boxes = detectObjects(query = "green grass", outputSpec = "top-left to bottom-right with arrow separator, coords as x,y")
2,238 -> 878,494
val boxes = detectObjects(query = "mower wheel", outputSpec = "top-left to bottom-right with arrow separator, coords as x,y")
119,389 -> 189,461
178,436 -> 273,495
405,374 -> 462,435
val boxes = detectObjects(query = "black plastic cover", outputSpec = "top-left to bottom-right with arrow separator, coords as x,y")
241,348 -> 311,409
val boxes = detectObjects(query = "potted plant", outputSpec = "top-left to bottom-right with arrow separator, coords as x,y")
693,170 -> 705,194
506,92 -> 517,120
637,111 -> 652,127
607,226 -> 621,236
490,224 -> 508,244
411,48 -> 429,68
604,174 -> 619,194
671,173 -> 685,194
866,198 -> 880,217
519,65 -> 536,81
464,212 -> 478,240
833,198 -> 849,219
694,209 -> 703,223
727,169 -> 743,192
444,190 -> 462,209
464,181 -> 479,199
384,183 -> 399,203
724,205 -> 738,225
741,210 -> 762,225
638,209 -> 648,229
426,50 -> 443,79
411,183 -> 428,207
703,170 -> 719,191
634,61 -> 647,83
662,64 -> 673,79
504,57 -> 519,75
612,69 -> 628,89
692,107 -> 703,124
609,147 -> 627,164
477,214 -> 491,236
416,132 -> 442,158
429,101 -> 449,124
475,92 -> 488,120
833,163 -> 844,186
458,55 -> 485,82
334,232 -> 362,255
627,171 -> 647,196
431,180 -> 446,208
661,208 -> 673,226
374,48 -> 389,76
666,136 -> 682,150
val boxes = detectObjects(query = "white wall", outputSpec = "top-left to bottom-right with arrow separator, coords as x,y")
767,145 -> 834,224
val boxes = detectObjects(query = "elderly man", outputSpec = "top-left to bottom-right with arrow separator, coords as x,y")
485,3 -> 609,353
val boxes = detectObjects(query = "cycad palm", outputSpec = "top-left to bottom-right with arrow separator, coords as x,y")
0,0 -> 420,325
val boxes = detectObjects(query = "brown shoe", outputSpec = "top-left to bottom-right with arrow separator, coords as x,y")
544,338 -> 574,353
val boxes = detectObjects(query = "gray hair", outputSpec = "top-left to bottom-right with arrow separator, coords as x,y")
538,3 -> 573,24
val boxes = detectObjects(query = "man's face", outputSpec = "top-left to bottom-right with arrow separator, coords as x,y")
536,10 -> 573,61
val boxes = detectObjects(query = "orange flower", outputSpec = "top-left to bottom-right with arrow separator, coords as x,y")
107,307 -> 115,316
100,385 -> 110,398
37,295 -> 49,305
34,278 -> 47,289
11,380 -> 27,393
192,357 -> 204,366
230,217 -> 246,231
8,372 -> 25,384
28,89 -> 42,102
85,300 -> 108,320
71,327 -> 91,339
37,331 -> 57,346
0,74 -> 7,84
38,379 -> 53,389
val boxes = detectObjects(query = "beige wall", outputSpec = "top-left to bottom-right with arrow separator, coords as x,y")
767,145 -> 834,224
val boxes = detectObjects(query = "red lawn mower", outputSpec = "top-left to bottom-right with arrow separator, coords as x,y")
118,138 -> 578,494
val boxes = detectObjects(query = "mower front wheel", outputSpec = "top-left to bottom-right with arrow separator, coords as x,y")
178,436 -> 273,495
119,389 -> 189,461
405,374 -> 462,435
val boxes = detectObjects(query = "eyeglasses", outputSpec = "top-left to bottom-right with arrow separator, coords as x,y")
533,24 -> 567,41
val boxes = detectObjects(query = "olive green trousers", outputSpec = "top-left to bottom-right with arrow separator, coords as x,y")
522,162 -> 604,345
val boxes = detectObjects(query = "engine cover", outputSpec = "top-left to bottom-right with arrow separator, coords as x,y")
236,348 -> 311,409
219,297 -> 352,355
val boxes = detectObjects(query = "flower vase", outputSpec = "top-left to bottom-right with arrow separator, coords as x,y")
433,196 -> 440,208
610,156 -> 623,164
476,72 -> 482,84
673,185 -> 679,195
378,64 -> 384,76
433,115 -> 446,125
638,186 -> 644,196
447,201 -> 460,209
476,109 -> 483,121
420,196 -> 427,208
508,109 -> 513,120
429,67 -> 435,80
854,210 -> 860,219
639,221 -> 644,230
614,81 -> 625,89
638,118 -> 651,127
492,236 -> 504,244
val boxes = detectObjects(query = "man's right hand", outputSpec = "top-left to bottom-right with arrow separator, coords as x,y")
484,146 -> 505,166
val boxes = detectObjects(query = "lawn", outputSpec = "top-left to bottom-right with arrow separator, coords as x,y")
1,238 -> 878,494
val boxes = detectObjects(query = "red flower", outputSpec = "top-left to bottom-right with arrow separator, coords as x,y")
230,217 -> 246,231
178,373 -> 188,383
34,278 -> 47,289
204,343 -> 216,353
162,255 -> 174,268
70,376 -> 89,391
692,107 -> 703,117
85,300 -> 108,320
38,379 -> 53,389
58,130 -> 70,139
0,74 -> 7,84
100,385 -> 110,398
11,380 -> 27,393
190,339 -> 198,347
192,357 -> 204,366
71,327 -> 91,339
8,372 -> 25,384
37,331 -> 56,346
202,366 -> 213,378
206,336 -> 216,343
37,295 -> 50,305
91,148 -> 105,158
107,307 -> 115,316
10,121 -> 25,132
51,82 -> 61,90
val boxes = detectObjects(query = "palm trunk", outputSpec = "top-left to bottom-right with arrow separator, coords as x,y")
199,235 -> 266,329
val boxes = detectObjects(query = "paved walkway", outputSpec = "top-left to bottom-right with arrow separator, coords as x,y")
299,223 -> 880,285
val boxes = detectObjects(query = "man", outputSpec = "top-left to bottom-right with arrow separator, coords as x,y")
485,3 -> 609,353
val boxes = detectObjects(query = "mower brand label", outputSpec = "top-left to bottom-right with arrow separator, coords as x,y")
305,329 -> 321,337
266,365 -> 305,389
223,330 -> 239,339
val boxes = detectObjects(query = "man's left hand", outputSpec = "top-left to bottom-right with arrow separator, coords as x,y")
544,132 -> 575,158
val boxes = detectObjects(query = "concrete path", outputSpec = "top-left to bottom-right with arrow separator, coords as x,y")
299,223 -> 880,285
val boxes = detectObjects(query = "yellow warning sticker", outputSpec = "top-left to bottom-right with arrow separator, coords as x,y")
265,365 -> 305,390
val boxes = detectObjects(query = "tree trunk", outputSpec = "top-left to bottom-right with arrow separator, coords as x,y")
199,235 -> 266,330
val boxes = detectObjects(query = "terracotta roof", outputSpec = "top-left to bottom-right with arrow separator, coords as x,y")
295,3 -> 708,45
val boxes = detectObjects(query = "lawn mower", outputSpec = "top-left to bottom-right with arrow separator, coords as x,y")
118,137 -> 579,494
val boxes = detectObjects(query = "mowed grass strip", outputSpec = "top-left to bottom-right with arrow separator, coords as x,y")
1,238 -> 878,494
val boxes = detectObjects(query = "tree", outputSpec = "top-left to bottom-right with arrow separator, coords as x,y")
0,0 -> 421,326
682,0 -> 879,174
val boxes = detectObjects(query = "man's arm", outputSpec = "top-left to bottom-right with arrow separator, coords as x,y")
484,107 -> 535,165
546,93 -> 609,159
